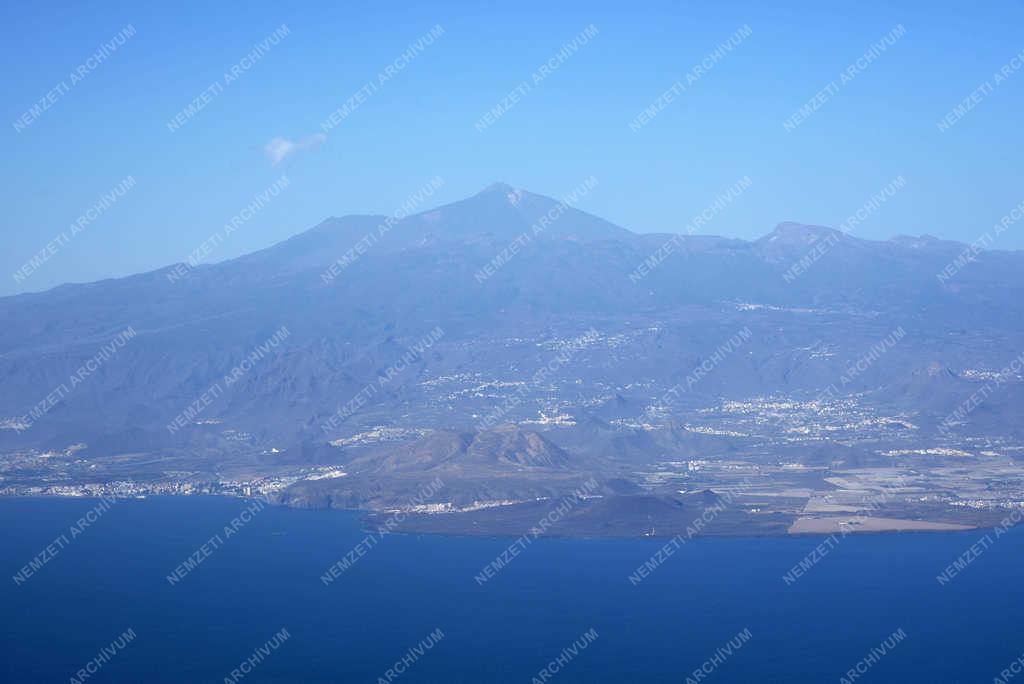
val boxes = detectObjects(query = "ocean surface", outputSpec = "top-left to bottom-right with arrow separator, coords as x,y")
2,495 -> 1021,683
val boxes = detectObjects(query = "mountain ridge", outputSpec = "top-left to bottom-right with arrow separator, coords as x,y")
3,183 -> 1020,303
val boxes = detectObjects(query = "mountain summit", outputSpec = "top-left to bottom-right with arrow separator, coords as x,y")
398,181 -> 628,243
761,221 -> 846,245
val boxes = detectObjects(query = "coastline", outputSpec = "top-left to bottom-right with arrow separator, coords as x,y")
1,492 -> 1005,541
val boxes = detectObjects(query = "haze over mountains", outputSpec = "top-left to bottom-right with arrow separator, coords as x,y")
2,182 -> 1021,445
2,183 -> 1023,534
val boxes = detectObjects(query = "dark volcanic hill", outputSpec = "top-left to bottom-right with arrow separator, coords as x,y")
345,426 -> 574,475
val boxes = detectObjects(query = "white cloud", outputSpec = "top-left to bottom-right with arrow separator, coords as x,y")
264,133 -> 326,165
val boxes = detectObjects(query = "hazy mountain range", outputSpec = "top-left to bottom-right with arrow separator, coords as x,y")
2,182 -> 1023,526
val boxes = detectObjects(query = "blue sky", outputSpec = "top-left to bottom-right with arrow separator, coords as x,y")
2,0 -> 1022,295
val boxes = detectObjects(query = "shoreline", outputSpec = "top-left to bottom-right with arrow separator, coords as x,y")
1,493 -> 997,542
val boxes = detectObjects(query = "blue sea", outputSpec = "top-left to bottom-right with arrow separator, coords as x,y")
2,496 -> 1022,683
